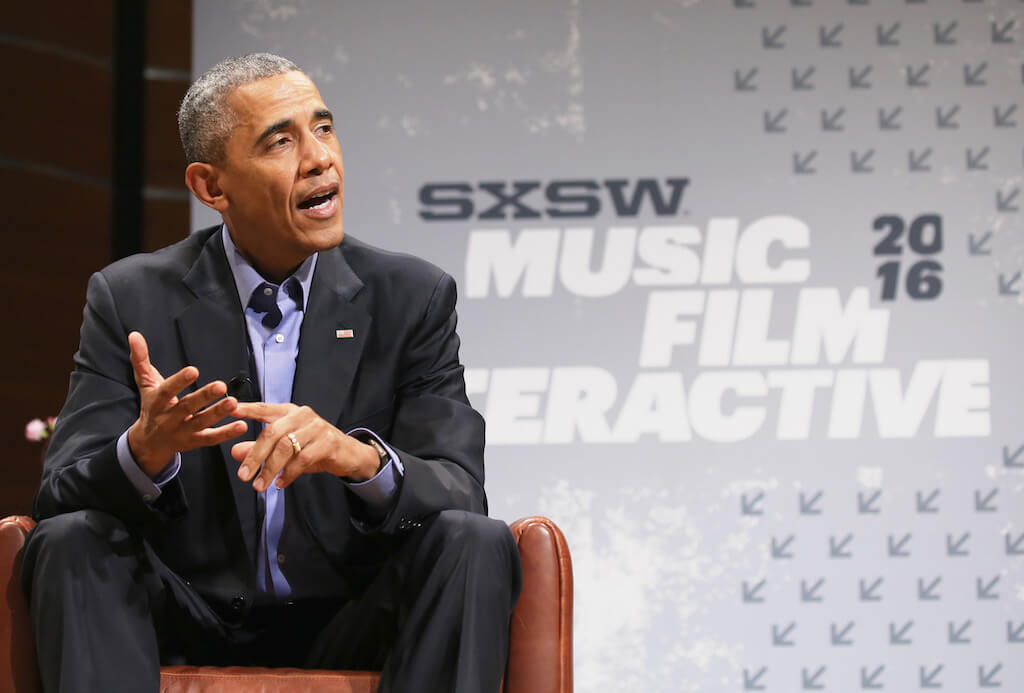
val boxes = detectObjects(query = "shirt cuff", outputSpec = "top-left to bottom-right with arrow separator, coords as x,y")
344,427 -> 404,508
116,430 -> 181,503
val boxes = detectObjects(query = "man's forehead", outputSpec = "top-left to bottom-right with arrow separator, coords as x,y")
227,71 -> 327,125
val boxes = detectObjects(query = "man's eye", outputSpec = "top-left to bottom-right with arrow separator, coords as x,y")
317,124 -> 333,135
270,136 -> 290,148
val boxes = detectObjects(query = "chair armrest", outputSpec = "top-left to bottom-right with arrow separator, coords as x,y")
505,516 -> 573,693
0,515 -> 40,692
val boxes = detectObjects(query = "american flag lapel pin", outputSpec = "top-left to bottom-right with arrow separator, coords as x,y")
336,329 -> 355,339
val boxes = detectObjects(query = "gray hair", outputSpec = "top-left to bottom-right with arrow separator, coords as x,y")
178,53 -> 301,164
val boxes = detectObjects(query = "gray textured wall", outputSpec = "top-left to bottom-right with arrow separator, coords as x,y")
195,1 -> 1023,690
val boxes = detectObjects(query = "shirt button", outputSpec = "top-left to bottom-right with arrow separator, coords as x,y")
275,333 -> 285,343
277,553 -> 286,564
263,287 -> 273,296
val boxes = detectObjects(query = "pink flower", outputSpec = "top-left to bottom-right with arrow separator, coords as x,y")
25,419 -> 47,442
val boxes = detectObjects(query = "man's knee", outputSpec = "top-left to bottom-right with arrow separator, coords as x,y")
24,509 -> 133,573
420,511 -> 521,594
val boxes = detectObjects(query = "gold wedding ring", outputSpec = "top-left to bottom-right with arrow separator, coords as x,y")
287,432 -> 302,455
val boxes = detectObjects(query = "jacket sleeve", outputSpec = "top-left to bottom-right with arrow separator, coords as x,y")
357,272 -> 487,534
32,270 -> 186,527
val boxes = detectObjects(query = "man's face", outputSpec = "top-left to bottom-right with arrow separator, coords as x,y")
215,71 -> 344,280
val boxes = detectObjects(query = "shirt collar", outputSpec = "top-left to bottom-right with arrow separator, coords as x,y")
221,225 -> 317,311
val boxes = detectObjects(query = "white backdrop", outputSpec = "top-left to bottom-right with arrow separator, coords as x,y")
194,2 -> 1024,690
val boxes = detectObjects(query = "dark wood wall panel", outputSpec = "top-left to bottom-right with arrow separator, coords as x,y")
0,43 -> 113,180
144,197 -> 190,252
145,78 -> 189,189
1,0 -> 192,516
146,0 -> 191,71
2,1 -> 114,59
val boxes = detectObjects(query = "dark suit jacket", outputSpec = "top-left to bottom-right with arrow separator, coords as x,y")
34,225 -> 487,619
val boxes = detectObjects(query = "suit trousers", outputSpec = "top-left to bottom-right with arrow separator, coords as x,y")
20,507 -> 522,693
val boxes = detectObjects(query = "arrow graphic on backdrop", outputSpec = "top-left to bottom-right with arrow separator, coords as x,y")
801,666 -> 825,690
936,105 -> 960,129
1005,532 -> 1024,555
999,272 -> 1021,296
819,23 -> 842,47
857,490 -> 880,514
741,491 -> 764,515
742,579 -> 766,603
860,665 -> 884,690
877,22 -> 900,46
974,488 -> 998,512
830,534 -> 853,558
916,489 -> 940,513
948,619 -> 972,644
1008,622 -> 1024,643
907,64 -> 930,87
771,622 -> 795,646
968,231 -> 992,254
742,667 -> 766,691
966,147 -> 989,170
878,106 -> 902,130
979,663 -> 1003,688
995,104 -> 1018,128
919,665 -> 943,688
830,621 -> 854,646
908,148 -> 933,172
918,576 -> 941,601
860,577 -> 883,601
889,621 -> 913,645
762,26 -> 785,49
763,109 -> 787,133
850,149 -> 874,173
997,187 -> 1020,212
772,535 -> 795,559
933,21 -> 957,45
977,575 -> 1000,600
793,151 -> 817,174
992,20 -> 1015,43
964,62 -> 988,86
888,533 -> 911,557
800,578 -> 824,602
1004,444 -> 1024,467
820,107 -> 844,131
791,66 -> 815,90
946,532 -> 970,557
849,65 -> 872,88
799,491 -> 823,515
734,68 -> 758,91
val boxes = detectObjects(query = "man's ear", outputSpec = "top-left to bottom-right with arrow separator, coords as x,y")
185,162 -> 229,211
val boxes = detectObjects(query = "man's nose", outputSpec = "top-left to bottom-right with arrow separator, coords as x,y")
301,136 -> 332,176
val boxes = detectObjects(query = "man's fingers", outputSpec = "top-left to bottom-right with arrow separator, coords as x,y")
128,332 -> 160,389
231,440 -> 256,462
183,395 -> 239,432
232,401 -> 292,423
191,420 -> 249,448
176,381 -> 230,421
147,365 -> 200,412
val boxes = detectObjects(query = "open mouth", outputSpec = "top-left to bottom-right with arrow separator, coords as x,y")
297,186 -> 339,211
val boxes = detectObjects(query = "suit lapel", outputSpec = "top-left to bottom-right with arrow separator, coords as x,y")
291,242 -> 371,426
176,230 -> 260,566
289,243 -> 370,534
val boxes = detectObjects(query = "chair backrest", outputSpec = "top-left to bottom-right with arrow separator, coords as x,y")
0,516 -> 41,692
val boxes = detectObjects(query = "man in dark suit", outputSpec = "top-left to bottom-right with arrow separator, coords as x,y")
21,53 -> 520,693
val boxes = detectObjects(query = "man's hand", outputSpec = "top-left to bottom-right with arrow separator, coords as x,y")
126,331 -> 248,477
230,402 -> 381,492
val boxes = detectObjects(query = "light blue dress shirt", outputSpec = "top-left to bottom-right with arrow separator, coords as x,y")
117,225 -> 402,597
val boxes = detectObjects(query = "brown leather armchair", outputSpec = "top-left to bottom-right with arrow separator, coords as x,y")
0,515 -> 572,692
